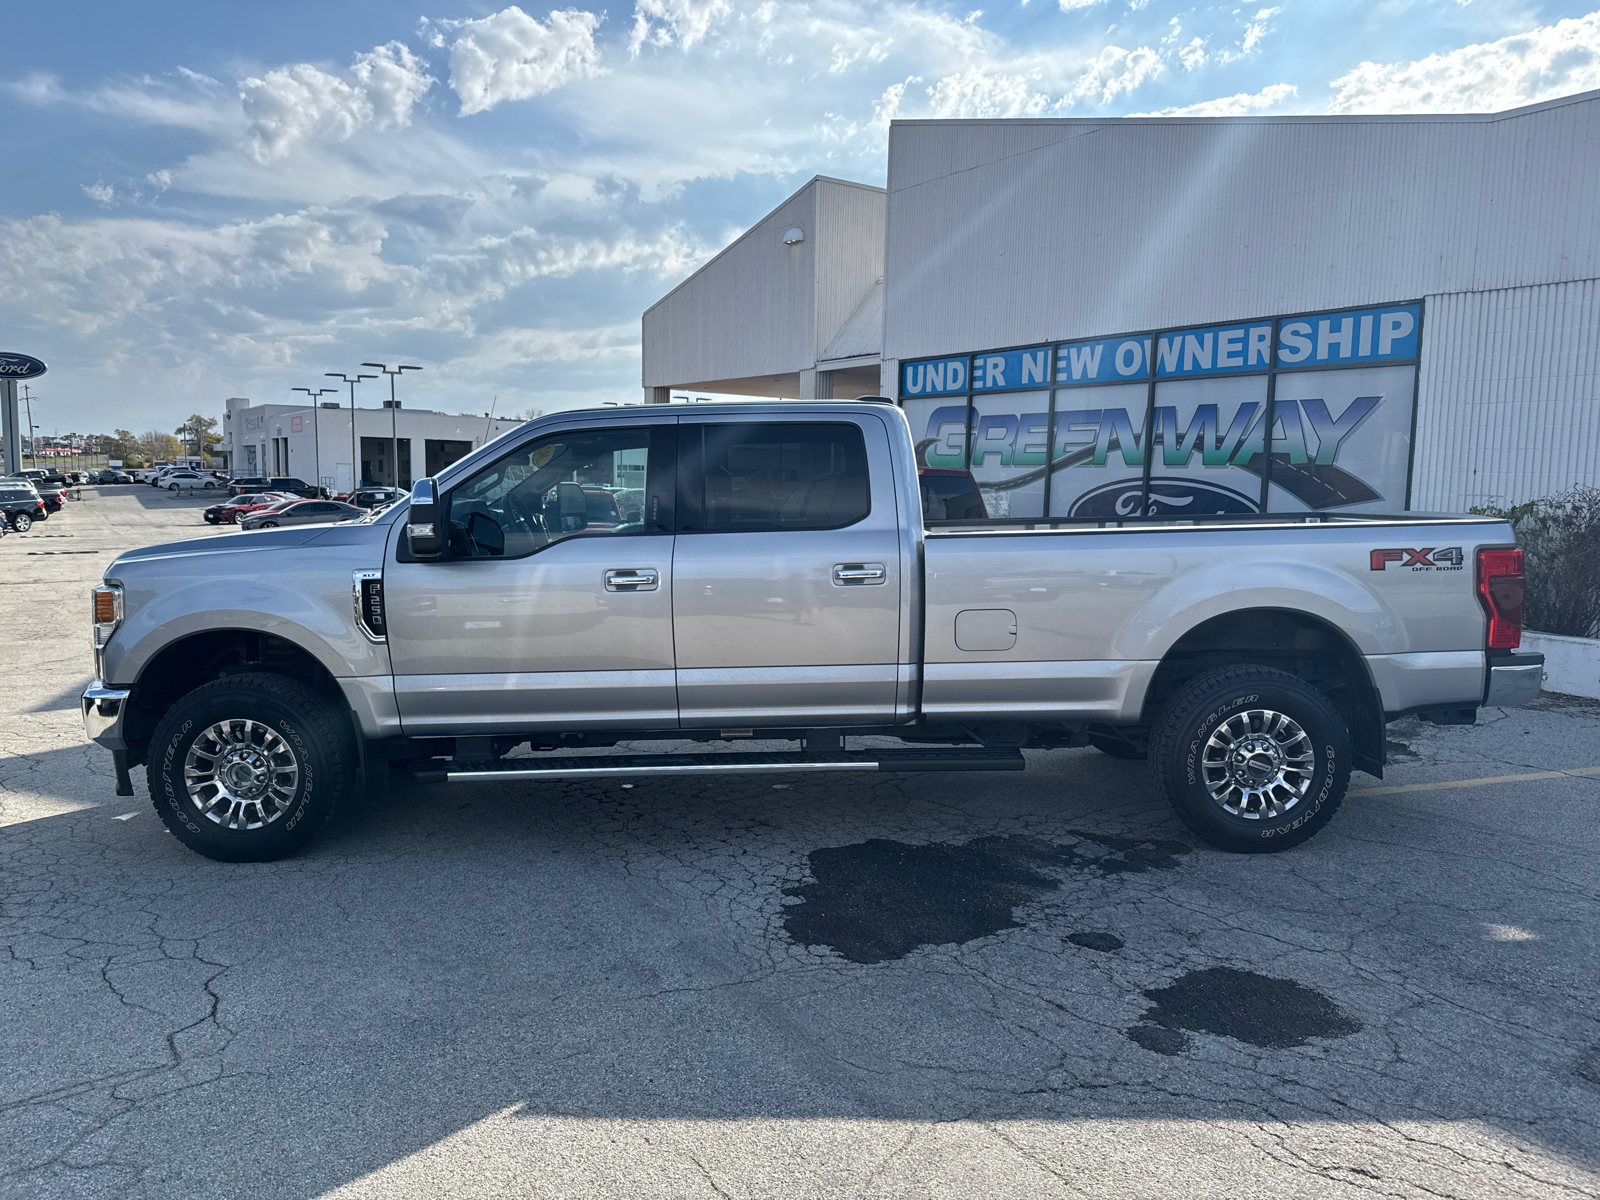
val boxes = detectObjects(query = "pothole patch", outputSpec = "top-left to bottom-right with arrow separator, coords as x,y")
782,832 -> 1190,964
1126,966 -> 1361,1054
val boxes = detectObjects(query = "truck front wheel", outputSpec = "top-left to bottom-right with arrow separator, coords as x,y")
146,673 -> 355,862
1149,665 -> 1350,853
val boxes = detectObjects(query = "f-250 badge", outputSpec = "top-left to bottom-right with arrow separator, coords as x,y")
1369,547 -> 1464,571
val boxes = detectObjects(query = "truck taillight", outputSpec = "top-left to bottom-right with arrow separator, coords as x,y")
1476,548 -> 1524,650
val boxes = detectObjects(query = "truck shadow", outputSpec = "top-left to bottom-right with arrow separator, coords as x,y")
1,742 -> 1595,1197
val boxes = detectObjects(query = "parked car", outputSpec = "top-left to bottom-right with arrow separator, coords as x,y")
270,476 -> 328,499
226,475 -> 272,497
78,401 -> 1546,863
159,470 -> 219,492
203,491 -> 296,524
8,468 -> 68,490
0,482 -> 47,532
135,462 -> 171,484
334,486 -> 406,510
38,486 -> 68,515
231,493 -> 300,520
238,499 -> 363,530
91,469 -> 135,484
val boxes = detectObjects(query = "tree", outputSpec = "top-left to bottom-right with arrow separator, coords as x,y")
175,414 -> 219,458
104,429 -> 140,465
140,430 -> 182,463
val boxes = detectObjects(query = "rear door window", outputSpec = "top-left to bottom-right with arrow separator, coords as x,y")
680,423 -> 870,532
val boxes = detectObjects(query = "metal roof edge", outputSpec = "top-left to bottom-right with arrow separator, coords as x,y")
886,87 -> 1600,129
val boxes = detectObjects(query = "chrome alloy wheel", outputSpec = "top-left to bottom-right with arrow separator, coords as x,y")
182,720 -> 301,829
1200,708 -> 1315,819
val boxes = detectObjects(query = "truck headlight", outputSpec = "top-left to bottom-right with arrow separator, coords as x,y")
92,584 -> 123,650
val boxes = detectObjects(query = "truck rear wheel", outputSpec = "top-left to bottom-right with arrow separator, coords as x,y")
1149,664 -> 1349,853
146,673 -> 355,862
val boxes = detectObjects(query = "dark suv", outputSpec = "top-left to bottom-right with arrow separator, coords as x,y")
0,483 -> 47,532
230,476 -> 324,499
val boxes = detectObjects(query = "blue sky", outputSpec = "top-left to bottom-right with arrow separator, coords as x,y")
2,0 -> 1597,434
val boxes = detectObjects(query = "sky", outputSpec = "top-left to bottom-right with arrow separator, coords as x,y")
2,0 -> 1598,435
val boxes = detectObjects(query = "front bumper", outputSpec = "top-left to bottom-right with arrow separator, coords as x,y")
82,680 -> 132,750
1485,653 -> 1545,707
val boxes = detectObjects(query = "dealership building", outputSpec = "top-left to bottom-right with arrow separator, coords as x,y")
216,397 -> 524,492
642,89 -> 1599,518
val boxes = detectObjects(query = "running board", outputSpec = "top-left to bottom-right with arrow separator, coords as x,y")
414,747 -> 1025,784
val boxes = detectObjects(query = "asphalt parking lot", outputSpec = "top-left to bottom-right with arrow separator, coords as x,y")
2,488 -> 1598,1199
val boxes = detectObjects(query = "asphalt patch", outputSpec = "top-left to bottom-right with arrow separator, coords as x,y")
1068,932 -> 1124,952
1126,966 -> 1361,1054
782,832 -> 1190,964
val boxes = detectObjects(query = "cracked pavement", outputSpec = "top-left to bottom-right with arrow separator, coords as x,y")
2,489 -> 1598,1198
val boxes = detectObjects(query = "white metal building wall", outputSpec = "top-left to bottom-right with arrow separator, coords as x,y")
1412,277 -> 1600,510
882,91 -> 1600,367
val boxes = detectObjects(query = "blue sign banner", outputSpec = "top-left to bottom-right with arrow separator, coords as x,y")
1275,303 -> 1420,368
1056,335 -> 1152,384
900,356 -> 967,397
1153,320 -> 1276,378
969,346 -> 1051,392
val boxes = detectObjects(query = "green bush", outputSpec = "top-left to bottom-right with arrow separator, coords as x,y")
1471,486 -> 1600,639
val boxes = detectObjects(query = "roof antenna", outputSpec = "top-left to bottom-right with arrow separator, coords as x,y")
484,396 -> 497,440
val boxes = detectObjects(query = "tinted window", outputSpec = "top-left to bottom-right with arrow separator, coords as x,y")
920,472 -> 987,521
683,423 -> 870,533
447,426 -> 666,560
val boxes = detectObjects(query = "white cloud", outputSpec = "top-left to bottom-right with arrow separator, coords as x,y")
927,69 -> 1051,117
240,42 -> 433,161
1330,11 -> 1600,113
1062,43 -> 1163,105
432,7 -> 603,116
1128,82 -> 1298,117
630,0 -> 734,53
83,181 -> 116,207
1240,7 -> 1278,54
1058,0 -> 1100,10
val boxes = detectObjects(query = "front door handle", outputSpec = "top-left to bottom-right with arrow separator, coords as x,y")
605,568 -> 659,592
832,562 -> 886,586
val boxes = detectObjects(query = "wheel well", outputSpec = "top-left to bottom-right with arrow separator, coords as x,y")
1143,609 -> 1385,777
122,630 -> 341,768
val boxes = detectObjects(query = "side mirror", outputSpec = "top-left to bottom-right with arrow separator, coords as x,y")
555,481 -> 588,532
406,478 -> 446,559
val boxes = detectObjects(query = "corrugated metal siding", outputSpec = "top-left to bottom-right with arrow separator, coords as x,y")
813,182 -> 885,359
883,93 -> 1600,363
1412,278 -> 1600,510
643,184 -> 817,387
642,177 -> 884,388
820,281 -> 884,362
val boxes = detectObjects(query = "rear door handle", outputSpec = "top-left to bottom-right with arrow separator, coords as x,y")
604,568 -> 659,592
833,562 -> 886,585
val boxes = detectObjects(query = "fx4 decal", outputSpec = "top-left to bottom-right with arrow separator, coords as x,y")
1370,547 -> 1464,571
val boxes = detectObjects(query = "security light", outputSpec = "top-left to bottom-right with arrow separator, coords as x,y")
782,227 -> 805,245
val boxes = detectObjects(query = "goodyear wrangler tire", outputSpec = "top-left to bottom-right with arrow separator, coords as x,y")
1149,665 -> 1349,853
146,673 -> 355,862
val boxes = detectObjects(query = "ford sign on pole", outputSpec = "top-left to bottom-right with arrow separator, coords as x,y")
0,352 -> 47,380
0,353 -> 45,475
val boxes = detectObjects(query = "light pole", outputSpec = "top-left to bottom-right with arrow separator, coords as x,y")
326,372 -> 377,493
22,384 -> 36,464
361,363 -> 422,488
292,386 -> 339,493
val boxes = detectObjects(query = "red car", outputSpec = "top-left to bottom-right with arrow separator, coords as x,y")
203,491 -> 294,525
231,494 -> 299,521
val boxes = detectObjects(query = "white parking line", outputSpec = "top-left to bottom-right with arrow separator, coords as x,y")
1353,765 -> 1600,797
113,812 -> 140,821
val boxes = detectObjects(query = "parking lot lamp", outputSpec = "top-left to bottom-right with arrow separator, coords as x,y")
326,373 -> 377,491
292,386 -> 340,493
362,363 -> 423,488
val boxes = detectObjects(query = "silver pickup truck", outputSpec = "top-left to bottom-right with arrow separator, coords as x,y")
82,400 -> 1543,862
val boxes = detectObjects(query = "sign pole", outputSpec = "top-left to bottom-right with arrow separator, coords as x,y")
1,379 -> 19,476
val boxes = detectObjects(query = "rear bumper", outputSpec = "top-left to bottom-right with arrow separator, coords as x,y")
1485,653 -> 1544,707
82,680 -> 132,750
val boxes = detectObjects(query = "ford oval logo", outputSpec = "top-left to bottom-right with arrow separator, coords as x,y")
0,352 -> 47,380
1068,477 -> 1261,518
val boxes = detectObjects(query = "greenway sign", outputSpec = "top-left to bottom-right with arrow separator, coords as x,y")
898,302 -> 1422,518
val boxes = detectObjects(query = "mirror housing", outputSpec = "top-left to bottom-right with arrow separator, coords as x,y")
405,478 -> 446,559
555,481 -> 588,532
